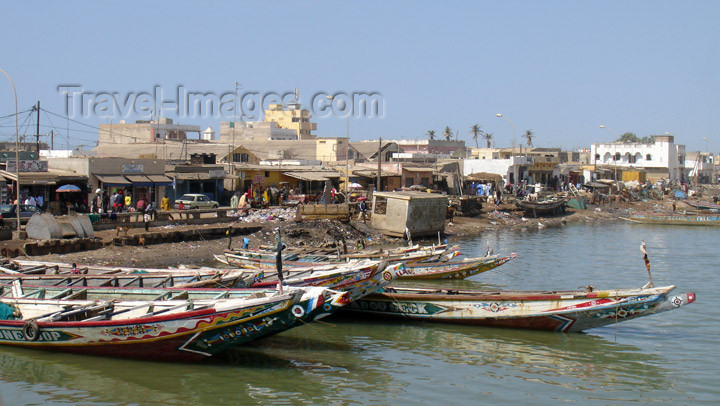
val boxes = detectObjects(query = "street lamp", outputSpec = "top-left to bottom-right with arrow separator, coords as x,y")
327,96 -> 350,198
231,81 -> 240,191
496,113 -> 518,183
0,68 -> 21,233
599,124 -> 620,193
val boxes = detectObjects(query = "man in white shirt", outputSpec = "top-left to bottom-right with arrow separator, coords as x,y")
24,196 -> 36,207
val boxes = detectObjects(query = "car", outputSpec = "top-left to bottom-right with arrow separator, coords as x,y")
172,194 -> 219,209
0,204 -> 44,220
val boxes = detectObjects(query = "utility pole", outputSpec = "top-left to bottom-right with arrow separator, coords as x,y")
35,101 -> 40,153
376,137 -> 382,192
50,130 -> 54,150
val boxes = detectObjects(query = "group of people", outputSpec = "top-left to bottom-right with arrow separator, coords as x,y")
22,194 -> 44,209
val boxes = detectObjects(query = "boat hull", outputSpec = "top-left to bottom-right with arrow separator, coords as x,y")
399,254 -> 516,280
0,286 -> 349,361
343,286 -> 695,332
624,214 -> 720,226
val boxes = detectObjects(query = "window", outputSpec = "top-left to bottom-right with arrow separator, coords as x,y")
646,154 -> 652,160
614,152 -> 621,161
405,178 -> 413,187
595,154 -> 600,160
265,171 -> 270,177
232,153 -> 250,163
374,196 -> 387,214
420,177 -> 429,186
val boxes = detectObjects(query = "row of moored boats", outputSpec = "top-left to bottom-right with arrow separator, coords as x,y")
0,241 -> 694,362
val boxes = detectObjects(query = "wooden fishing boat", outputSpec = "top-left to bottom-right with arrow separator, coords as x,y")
516,197 -> 566,217
343,285 -> 695,332
7,259 -> 251,277
248,261 -> 406,301
0,270 -> 255,289
217,245 -> 457,269
680,200 -> 720,211
399,254 -> 516,280
0,284 -> 349,361
621,213 -> 720,226
4,260 -> 262,288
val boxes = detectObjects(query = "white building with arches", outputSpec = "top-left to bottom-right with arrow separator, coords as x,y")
590,135 -> 686,182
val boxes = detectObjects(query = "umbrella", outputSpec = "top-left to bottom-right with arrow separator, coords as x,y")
348,182 -> 363,189
56,184 -> 82,193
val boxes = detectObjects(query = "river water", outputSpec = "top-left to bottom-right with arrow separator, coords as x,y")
0,223 -> 717,405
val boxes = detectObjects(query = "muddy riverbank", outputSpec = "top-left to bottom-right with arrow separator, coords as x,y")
8,198 -> 675,269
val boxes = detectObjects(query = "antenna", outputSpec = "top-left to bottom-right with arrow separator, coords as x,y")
294,88 -> 299,102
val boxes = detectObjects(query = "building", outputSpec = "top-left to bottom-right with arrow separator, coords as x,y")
685,152 -> 714,184
263,103 -> 317,139
463,156 -> 533,185
591,135 -> 686,182
370,191 -> 448,238
351,141 -> 400,163
390,139 -> 466,160
98,118 -> 202,145
218,121 -> 299,142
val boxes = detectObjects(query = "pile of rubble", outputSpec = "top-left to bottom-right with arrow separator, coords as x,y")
230,207 -> 297,223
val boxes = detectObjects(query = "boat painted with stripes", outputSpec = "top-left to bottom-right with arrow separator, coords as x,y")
0,283 -> 348,361
343,285 -> 695,332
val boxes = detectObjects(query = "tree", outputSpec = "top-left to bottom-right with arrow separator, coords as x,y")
641,135 -> 657,144
483,132 -> 494,148
469,124 -> 483,148
426,130 -> 436,140
617,132 -> 640,143
442,126 -> 453,141
523,129 -> 534,147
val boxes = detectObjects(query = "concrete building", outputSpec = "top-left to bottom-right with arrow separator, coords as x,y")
370,191 -> 448,238
390,139 -> 466,159
98,118 -> 202,145
685,152 -> 715,184
591,135 -> 686,182
263,103 -> 317,139
463,156 -> 534,185
218,121 -> 298,142
351,141 -> 400,163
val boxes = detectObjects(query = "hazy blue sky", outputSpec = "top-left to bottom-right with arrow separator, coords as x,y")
0,1 -> 718,152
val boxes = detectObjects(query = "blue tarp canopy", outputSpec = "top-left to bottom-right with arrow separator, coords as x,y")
673,189 -> 688,199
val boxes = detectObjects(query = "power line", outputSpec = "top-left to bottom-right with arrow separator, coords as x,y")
41,107 -> 143,143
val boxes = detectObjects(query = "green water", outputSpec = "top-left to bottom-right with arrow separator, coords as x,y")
0,223 -> 717,405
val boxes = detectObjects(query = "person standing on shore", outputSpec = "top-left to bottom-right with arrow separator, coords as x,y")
124,193 -> 132,211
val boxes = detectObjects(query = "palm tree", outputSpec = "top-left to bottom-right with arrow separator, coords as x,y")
483,132 -> 494,148
426,130 -> 436,140
442,126 -> 453,141
523,130 -> 535,147
469,124 -> 483,148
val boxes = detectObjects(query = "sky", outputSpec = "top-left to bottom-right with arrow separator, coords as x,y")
0,1 -> 718,153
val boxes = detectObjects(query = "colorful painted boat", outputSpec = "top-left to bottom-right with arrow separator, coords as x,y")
217,245 -> 457,269
399,254 -> 516,280
0,284 -> 349,361
622,213 -> 720,226
0,268 -> 257,289
249,261 -> 406,301
4,260 -> 262,288
343,285 -> 695,332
